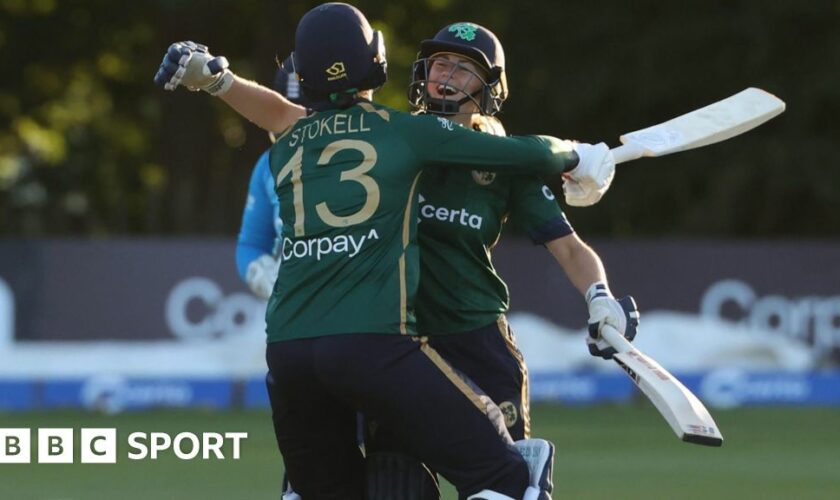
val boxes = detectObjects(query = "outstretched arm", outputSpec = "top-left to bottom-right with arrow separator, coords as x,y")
403,114 -> 579,177
220,75 -> 305,133
153,41 -> 306,132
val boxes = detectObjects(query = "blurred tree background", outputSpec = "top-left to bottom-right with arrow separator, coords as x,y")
0,0 -> 837,237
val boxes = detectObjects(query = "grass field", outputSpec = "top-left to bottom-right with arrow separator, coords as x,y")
1,404 -> 838,499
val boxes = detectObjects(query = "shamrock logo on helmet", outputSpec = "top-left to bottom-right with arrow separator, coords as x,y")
448,23 -> 477,41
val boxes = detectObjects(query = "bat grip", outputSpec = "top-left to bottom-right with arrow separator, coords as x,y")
610,142 -> 647,165
600,324 -> 633,354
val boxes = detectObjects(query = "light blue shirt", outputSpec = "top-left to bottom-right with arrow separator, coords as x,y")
235,150 -> 282,281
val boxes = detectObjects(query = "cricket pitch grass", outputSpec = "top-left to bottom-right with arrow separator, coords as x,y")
1,404 -> 838,499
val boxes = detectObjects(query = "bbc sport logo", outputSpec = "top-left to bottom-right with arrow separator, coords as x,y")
0,428 -> 247,464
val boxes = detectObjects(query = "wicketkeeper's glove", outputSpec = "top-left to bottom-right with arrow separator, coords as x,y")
563,142 -> 615,207
585,282 -> 639,359
153,41 -> 233,95
246,254 -> 280,300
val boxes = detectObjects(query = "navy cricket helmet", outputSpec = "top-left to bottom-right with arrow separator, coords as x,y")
292,3 -> 387,107
268,56 -> 310,141
408,22 -> 508,116
273,55 -> 309,106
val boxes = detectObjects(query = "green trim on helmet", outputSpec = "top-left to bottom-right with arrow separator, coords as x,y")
329,88 -> 359,102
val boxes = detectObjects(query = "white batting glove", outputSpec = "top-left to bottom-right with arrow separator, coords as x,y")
563,142 -> 615,207
245,254 -> 280,300
585,282 -> 640,359
153,41 -> 234,96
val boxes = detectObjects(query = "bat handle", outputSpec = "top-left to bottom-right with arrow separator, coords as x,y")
610,142 -> 647,165
600,324 -> 634,354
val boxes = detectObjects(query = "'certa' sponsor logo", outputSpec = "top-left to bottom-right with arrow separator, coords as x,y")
282,229 -> 380,261
700,369 -> 811,409
417,194 -> 483,229
81,375 -> 193,414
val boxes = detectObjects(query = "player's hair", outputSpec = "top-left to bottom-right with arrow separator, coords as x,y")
472,115 -> 506,136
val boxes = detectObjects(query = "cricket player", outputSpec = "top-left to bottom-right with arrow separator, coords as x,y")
234,57 -> 306,500
154,3 -> 618,498
236,57 -> 307,300
359,23 -> 640,499
411,21 -> 640,438
236,148 -> 281,300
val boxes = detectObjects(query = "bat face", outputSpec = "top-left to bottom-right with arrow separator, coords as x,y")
612,87 -> 785,163
601,325 -> 724,447
621,129 -> 685,157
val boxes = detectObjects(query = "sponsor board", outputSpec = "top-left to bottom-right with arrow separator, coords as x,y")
243,377 -> 270,409
695,370 -> 840,408
531,371 -> 840,407
1,239 -> 839,412
3,371 -> 839,411
0,377 -> 235,413
529,372 -> 634,403
0,381 -> 34,410
0,276 -> 12,349
700,279 -> 840,355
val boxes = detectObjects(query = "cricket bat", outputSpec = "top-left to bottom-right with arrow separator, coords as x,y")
600,325 -> 724,447
611,87 -> 785,164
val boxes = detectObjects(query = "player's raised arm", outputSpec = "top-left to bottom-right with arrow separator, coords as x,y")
221,75 -> 306,133
153,41 -> 306,133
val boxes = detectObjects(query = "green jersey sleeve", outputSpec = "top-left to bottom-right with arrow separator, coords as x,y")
508,176 -> 575,244
395,114 -> 578,176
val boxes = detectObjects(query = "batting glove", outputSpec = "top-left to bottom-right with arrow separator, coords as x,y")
153,41 -> 233,96
245,254 -> 280,300
563,142 -> 615,207
585,282 -> 639,359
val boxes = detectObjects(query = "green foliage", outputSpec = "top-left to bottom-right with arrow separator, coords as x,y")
1,0 -> 837,236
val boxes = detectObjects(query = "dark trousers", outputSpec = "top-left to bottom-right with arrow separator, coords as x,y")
427,315 -> 530,440
266,333 -> 528,500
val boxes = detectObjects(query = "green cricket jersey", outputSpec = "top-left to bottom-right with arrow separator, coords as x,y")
265,101 -> 577,342
415,168 -> 574,335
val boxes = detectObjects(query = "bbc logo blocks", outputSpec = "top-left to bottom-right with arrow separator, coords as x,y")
38,428 -> 73,464
0,429 -> 30,463
81,429 -> 117,463
1,429 -> 247,463
1,429 -> 116,464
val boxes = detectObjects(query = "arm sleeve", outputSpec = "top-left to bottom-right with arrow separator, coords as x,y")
235,151 -> 278,281
400,114 -> 579,176
509,177 -> 575,245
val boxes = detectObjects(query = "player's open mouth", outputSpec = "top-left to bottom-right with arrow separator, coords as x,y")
437,84 -> 459,97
